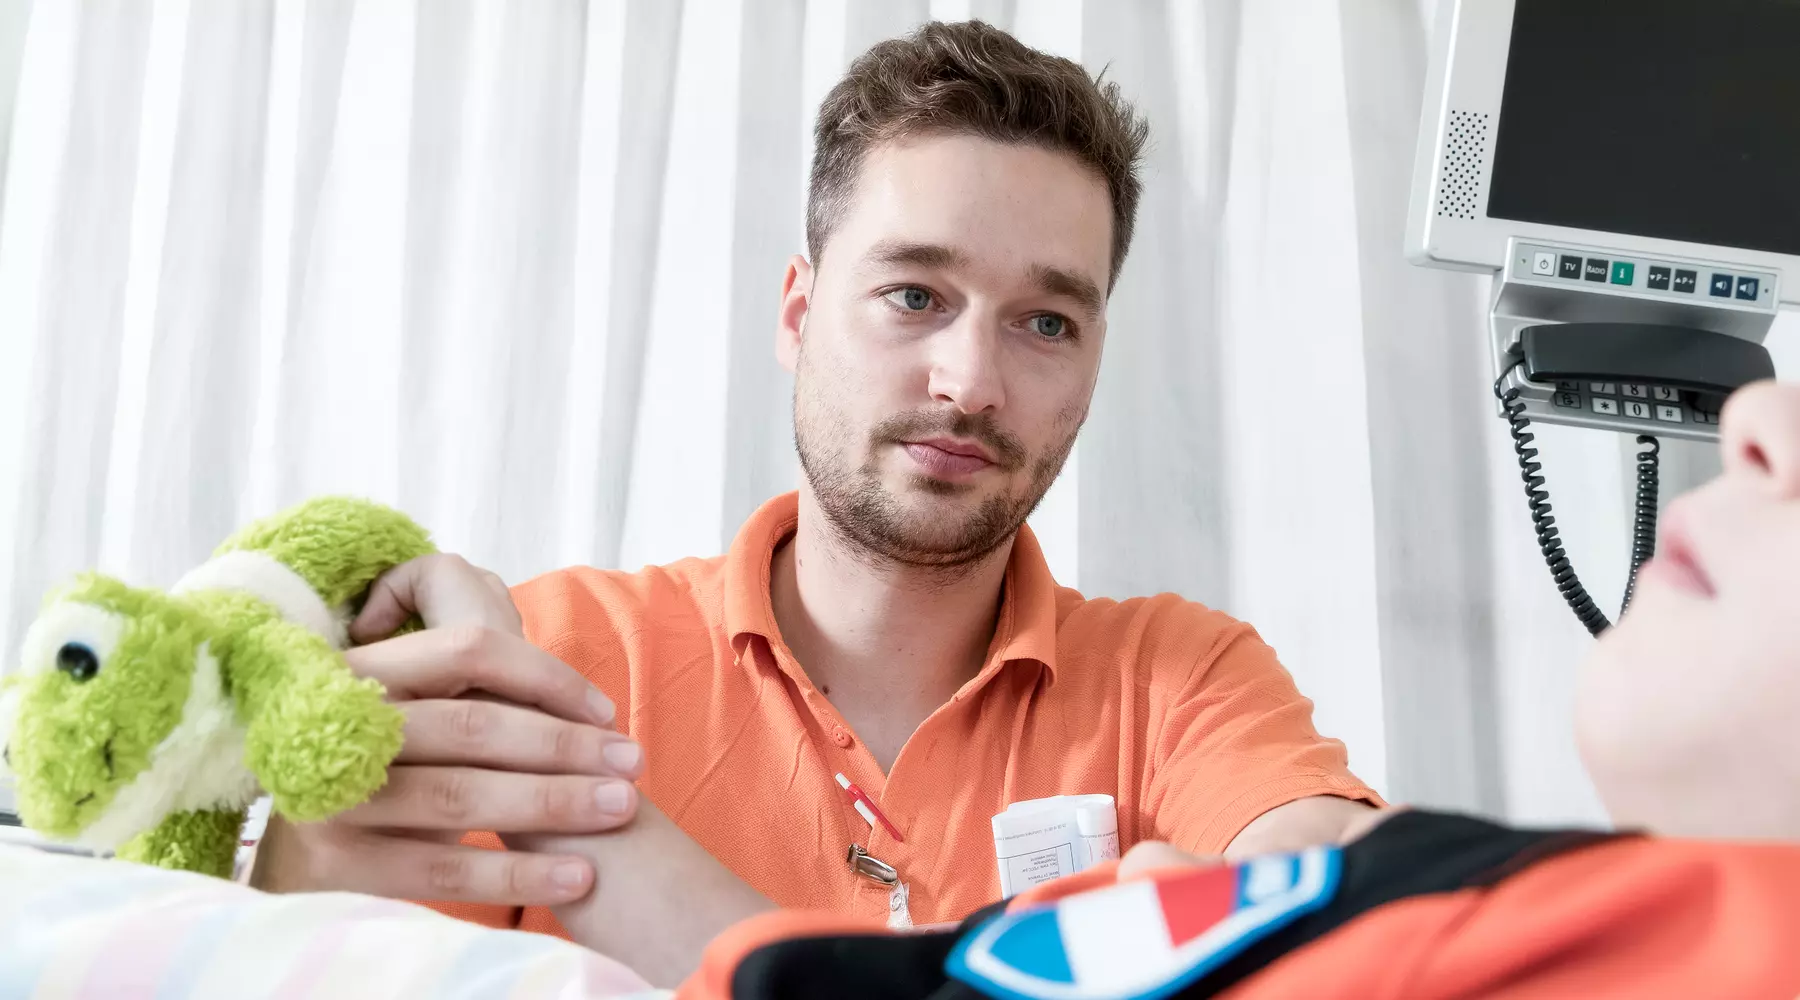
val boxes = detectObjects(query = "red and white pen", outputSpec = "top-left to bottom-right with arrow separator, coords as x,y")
836,772 -> 904,842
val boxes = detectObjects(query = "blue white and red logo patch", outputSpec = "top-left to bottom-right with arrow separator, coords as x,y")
945,845 -> 1342,1000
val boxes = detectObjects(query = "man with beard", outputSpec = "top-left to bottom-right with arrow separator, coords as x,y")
247,20 -> 1380,987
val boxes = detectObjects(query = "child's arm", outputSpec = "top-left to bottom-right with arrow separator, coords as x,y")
511,798 -> 777,988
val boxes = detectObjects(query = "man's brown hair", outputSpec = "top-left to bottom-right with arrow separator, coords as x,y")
807,20 -> 1150,289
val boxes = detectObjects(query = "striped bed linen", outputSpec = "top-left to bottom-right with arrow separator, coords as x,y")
0,844 -> 667,1000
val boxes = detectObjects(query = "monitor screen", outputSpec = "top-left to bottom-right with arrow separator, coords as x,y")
1487,0 -> 1800,258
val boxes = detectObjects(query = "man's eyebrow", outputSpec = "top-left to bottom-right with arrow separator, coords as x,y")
1028,263 -> 1104,317
861,239 -> 968,271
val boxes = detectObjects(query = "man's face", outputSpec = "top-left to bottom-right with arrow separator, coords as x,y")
1577,382 -> 1800,838
780,134 -> 1113,567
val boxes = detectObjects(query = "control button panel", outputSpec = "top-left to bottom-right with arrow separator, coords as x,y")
1513,243 -> 1776,311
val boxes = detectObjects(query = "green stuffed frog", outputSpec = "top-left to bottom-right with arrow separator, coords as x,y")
0,496 -> 434,877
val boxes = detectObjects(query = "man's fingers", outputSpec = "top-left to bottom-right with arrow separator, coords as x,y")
341,834 -> 596,906
343,766 -> 640,833
345,626 -> 614,727
351,554 -> 525,645
397,699 -> 644,778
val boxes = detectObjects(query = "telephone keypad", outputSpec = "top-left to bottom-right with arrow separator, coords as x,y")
1530,374 -> 1715,433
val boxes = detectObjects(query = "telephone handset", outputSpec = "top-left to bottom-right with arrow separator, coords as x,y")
1496,323 -> 1775,636
1519,322 -> 1775,415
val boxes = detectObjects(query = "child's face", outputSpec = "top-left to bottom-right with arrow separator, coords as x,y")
1578,381 -> 1800,839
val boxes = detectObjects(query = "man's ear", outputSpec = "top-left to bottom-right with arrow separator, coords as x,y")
776,254 -> 813,374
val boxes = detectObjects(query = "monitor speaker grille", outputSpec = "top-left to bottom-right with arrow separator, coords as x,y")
1436,109 -> 1491,221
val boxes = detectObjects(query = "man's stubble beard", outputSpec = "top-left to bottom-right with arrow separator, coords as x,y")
792,350 -> 1084,573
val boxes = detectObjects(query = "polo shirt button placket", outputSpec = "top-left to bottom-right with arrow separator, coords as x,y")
830,724 -> 853,749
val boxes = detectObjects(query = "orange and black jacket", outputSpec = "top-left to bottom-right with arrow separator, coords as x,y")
677,811 -> 1800,1000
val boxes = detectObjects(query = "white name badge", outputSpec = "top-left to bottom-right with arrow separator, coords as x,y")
992,794 -> 1121,897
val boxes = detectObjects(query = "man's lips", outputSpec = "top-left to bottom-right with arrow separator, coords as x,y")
900,438 -> 996,477
904,437 -> 995,462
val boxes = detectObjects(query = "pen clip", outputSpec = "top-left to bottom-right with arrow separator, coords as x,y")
847,843 -> 898,885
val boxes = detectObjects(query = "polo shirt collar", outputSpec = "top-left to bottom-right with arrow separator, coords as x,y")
723,492 -> 1059,680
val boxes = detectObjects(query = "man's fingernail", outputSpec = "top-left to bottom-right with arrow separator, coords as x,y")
603,742 -> 642,773
595,782 -> 632,816
588,689 -> 615,725
552,861 -> 590,889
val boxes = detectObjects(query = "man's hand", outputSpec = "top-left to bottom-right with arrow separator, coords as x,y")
250,554 -> 644,909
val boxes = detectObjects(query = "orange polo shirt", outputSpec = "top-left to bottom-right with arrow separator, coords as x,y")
430,492 -> 1378,936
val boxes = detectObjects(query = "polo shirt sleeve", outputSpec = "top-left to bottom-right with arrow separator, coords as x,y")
511,567 -> 637,725
1141,620 -> 1383,856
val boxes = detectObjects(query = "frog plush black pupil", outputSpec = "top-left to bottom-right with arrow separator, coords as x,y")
56,642 -> 99,682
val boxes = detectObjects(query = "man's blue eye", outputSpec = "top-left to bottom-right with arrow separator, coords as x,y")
1032,315 -> 1067,338
886,288 -> 933,311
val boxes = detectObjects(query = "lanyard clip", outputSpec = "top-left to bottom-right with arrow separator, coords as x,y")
847,843 -> 898,885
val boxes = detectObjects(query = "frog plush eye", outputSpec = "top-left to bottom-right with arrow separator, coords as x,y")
18,600 -> 125,680
55,643 -> 100,682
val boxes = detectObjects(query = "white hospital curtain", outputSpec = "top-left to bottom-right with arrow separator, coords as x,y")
4,0 -> 1792,823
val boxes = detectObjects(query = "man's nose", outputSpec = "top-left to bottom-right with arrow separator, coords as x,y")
926,316 -> 1005,414
1721,381 -> 1800,499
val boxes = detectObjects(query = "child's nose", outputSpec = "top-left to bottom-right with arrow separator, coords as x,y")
1722,381 -> 1800,499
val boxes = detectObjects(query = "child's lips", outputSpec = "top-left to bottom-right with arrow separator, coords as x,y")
1641,515 -> 1715,599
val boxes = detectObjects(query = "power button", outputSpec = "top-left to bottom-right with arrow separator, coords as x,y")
1531,252 -> 1555,276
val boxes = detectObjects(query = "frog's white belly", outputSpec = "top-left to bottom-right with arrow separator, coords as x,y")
77,643 -> 259,851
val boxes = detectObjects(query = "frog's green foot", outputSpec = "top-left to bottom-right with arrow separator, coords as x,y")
250,676 -> 404,822
117,807 -> 246,878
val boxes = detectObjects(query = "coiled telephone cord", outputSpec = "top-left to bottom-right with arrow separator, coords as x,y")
1494,360 -> 1659,636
